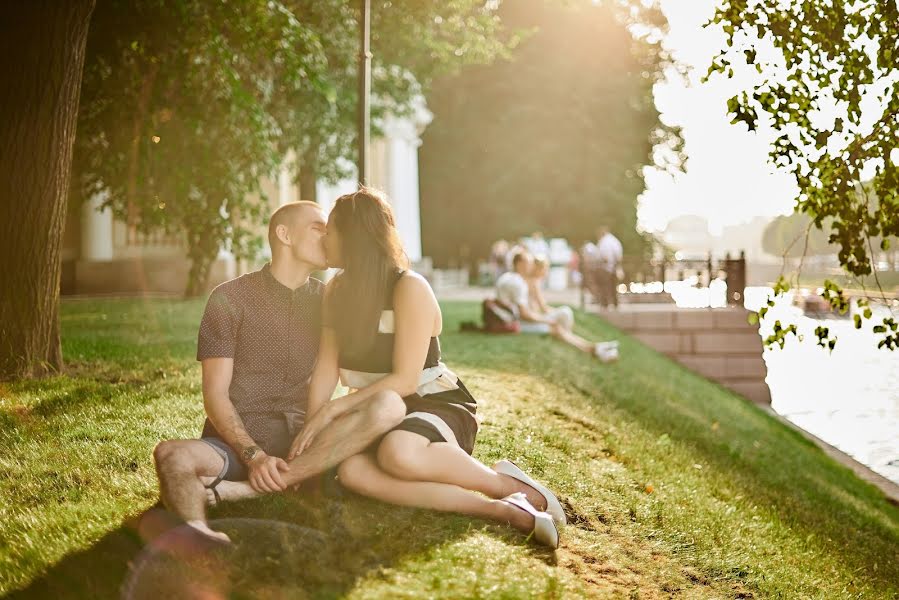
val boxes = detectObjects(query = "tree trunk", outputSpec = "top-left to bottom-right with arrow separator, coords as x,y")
0,1 -> 95,380
299,148 -> 318,203
184,227 -> 219,298
185,254 -> 215,298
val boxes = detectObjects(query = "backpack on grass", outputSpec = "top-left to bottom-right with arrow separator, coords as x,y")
481,298 -> 520,334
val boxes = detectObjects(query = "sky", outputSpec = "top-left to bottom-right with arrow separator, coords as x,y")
637,0 -> 799,235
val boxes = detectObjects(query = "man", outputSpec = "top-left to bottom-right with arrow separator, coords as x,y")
495,250 -> 618,362
524,231 -> 550,262
152,201 -> 406,543
595,226 -> 623,309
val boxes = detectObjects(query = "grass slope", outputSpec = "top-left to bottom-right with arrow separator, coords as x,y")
0,298 -> 897,599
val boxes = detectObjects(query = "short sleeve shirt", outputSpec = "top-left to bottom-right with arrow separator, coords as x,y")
496,272 -> 529,308
197,264 -> 323,416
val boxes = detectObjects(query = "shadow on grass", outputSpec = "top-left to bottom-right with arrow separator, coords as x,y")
4,472 -> 554,600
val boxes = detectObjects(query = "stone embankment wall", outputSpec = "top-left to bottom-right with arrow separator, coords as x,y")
601,308 -> 771,404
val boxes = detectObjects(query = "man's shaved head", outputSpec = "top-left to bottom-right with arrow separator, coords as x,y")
267,201 -> 321,249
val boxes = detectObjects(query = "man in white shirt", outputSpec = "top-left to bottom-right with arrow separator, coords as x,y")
496,250 -> 618,362
595,226 -> 623,308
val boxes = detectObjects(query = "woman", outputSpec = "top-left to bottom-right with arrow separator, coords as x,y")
526,255 -> 618,362
297,188 -> 565,547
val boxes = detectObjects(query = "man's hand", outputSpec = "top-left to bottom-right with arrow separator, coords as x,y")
288,403 -> 337,460
247,452 -> 290,493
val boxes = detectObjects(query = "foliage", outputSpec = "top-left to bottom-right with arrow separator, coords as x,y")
73,0 -> 514,295
709,0 -> 899,350
419,0 -> 682,267
761,212 -> 836,258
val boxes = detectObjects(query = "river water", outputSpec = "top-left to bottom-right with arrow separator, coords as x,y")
667,282 -> 899,485
748,288 -> 899,486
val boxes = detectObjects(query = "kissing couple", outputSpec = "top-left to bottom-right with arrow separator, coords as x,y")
152,187 -> 565,548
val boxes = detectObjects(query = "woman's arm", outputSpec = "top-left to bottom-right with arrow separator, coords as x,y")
289,274 -> 436,456
529,279 -> 550,314
327,273 -> 436,416
305,327 -> 340,419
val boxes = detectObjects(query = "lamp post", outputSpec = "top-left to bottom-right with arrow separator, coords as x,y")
357,0 -> 371,185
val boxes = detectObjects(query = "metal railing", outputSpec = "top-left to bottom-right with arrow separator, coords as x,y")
579,250 -> 747,309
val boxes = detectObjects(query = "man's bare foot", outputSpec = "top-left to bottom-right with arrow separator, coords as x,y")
494,469 -> 547,511
200,478 -> 263,506
185,520 -> 231,544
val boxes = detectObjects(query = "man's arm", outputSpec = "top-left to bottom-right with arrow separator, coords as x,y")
202,357 -> 288,492
201,357 -> 255,452
500,277 -> 549,323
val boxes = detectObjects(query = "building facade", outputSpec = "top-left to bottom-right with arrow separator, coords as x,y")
61,102 -> 432,295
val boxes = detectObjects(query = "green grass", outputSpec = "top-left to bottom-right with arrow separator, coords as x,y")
1,298 -> 898,599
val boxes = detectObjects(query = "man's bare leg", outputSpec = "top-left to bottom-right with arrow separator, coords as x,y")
153,439 -> 231,542
210,390 -> 406,502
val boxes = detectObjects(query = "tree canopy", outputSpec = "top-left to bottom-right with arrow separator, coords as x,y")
74,0 -> 515,294
418,0 -> 680,267
761,213 -> 836,259
711,0 -> 899,350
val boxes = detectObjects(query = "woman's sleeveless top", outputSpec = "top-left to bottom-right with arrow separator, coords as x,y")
337,271 -> 461,397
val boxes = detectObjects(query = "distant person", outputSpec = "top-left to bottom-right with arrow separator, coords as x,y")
527,257 -> 572,329
496,250 -> 618,362
490,239 -> 511,281
595,226 -> 623,309
505,242 -> 527,272
524,231 -> 550,263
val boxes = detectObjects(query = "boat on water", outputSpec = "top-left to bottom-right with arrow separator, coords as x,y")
793,288 -> 853,319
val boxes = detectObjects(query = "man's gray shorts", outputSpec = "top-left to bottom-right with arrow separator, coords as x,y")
199,436 -> 248,482
198,411 -> 304,482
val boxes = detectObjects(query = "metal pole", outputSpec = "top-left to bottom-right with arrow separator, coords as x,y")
357,0 -> 371,185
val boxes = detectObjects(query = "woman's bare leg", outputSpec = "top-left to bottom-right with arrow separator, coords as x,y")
548,322 -> 597,355
375,431 -> 548,511
337,453 -> 534,533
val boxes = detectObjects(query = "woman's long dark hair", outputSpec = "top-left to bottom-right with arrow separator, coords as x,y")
327,187 -> 409,356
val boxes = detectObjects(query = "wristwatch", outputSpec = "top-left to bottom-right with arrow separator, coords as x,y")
241,445 -> 261,463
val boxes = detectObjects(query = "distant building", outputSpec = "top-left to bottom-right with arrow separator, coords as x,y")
661,215 -> 713,257
317,96 -> 432,263
61,100 -> 432,295
661,215 -> 777,263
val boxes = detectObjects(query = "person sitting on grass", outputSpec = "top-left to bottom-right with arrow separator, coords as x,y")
527,256 -> 570,326
208,188 -> 565,548
496,250 -> 618,362
151,201 -> 407,544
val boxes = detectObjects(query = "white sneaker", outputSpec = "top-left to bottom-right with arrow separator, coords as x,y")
594,343 -> 619,363
503,492 -> 560,548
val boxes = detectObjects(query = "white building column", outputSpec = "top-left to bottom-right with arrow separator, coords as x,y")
383,133 -> 423,262
381,97 -> 433,263
314,95 -> 433,264
80,191 -> 114,261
